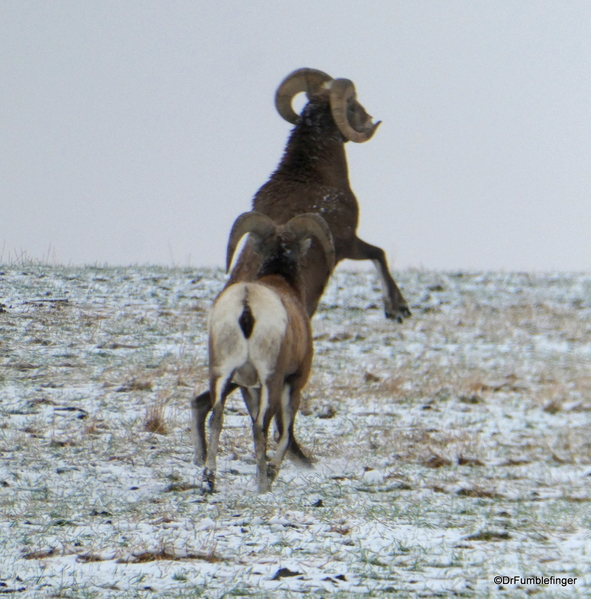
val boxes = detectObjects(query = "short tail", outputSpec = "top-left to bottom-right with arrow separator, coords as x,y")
238,295 -> 255,339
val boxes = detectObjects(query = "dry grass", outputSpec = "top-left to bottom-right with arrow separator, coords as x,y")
144,404 -> 168,435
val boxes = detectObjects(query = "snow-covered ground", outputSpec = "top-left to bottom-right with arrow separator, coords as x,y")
1,265 -> 590,598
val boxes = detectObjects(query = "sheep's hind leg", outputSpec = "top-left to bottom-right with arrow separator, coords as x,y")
191,389 -> 212,467
202,376 -> 232,494
192,383 -> 238,467
275,390 -> 314,469
248,384 -> 274,494
267,384 -> 296,483
284,430 -> 313,468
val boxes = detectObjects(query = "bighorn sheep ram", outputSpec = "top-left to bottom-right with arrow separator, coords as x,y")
191,68 -> 410,479
230,67 -> 411,321
197,211 -> 335,494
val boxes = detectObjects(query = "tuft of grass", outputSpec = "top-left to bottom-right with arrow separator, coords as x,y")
144,405 -> 168,435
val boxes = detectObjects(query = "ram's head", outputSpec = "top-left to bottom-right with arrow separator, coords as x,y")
226,211 -> 335,275
274,67 -> 381,143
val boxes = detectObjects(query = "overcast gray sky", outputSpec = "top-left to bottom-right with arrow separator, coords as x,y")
2,2 -> 590,271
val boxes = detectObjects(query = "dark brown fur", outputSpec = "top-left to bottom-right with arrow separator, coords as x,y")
229,99 -> 410,320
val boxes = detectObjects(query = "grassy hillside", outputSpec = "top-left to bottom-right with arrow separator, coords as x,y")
1,265 -> 590,597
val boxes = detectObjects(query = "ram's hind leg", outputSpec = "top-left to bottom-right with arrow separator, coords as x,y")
192,382 -> 239,467
202,376 -> 232,494
267,384 -> 294,483
191,389 -> 212,467
269,380 -> 310,480
278,420 -> 313,468
245,383 -> 275,494
278,391 -> 313,469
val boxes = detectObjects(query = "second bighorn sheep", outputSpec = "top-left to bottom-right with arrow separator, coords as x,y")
230,67 -> 411,322
196,211 -> 335,494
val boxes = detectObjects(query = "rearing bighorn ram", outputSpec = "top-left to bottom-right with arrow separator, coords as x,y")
229,67 -> 410,321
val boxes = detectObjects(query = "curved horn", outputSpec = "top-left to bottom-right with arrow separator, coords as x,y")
329,78 -> 381,143
275,68 -> 334,124
285,213 -> 335,272
226,211 -> 276,272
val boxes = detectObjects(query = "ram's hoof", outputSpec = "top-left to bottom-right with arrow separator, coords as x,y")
385,305 -> 411,322
267,464 -> 279,483
201,468 -> 215,494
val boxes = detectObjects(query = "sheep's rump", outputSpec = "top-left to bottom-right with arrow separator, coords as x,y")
209,283 -> 288,387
